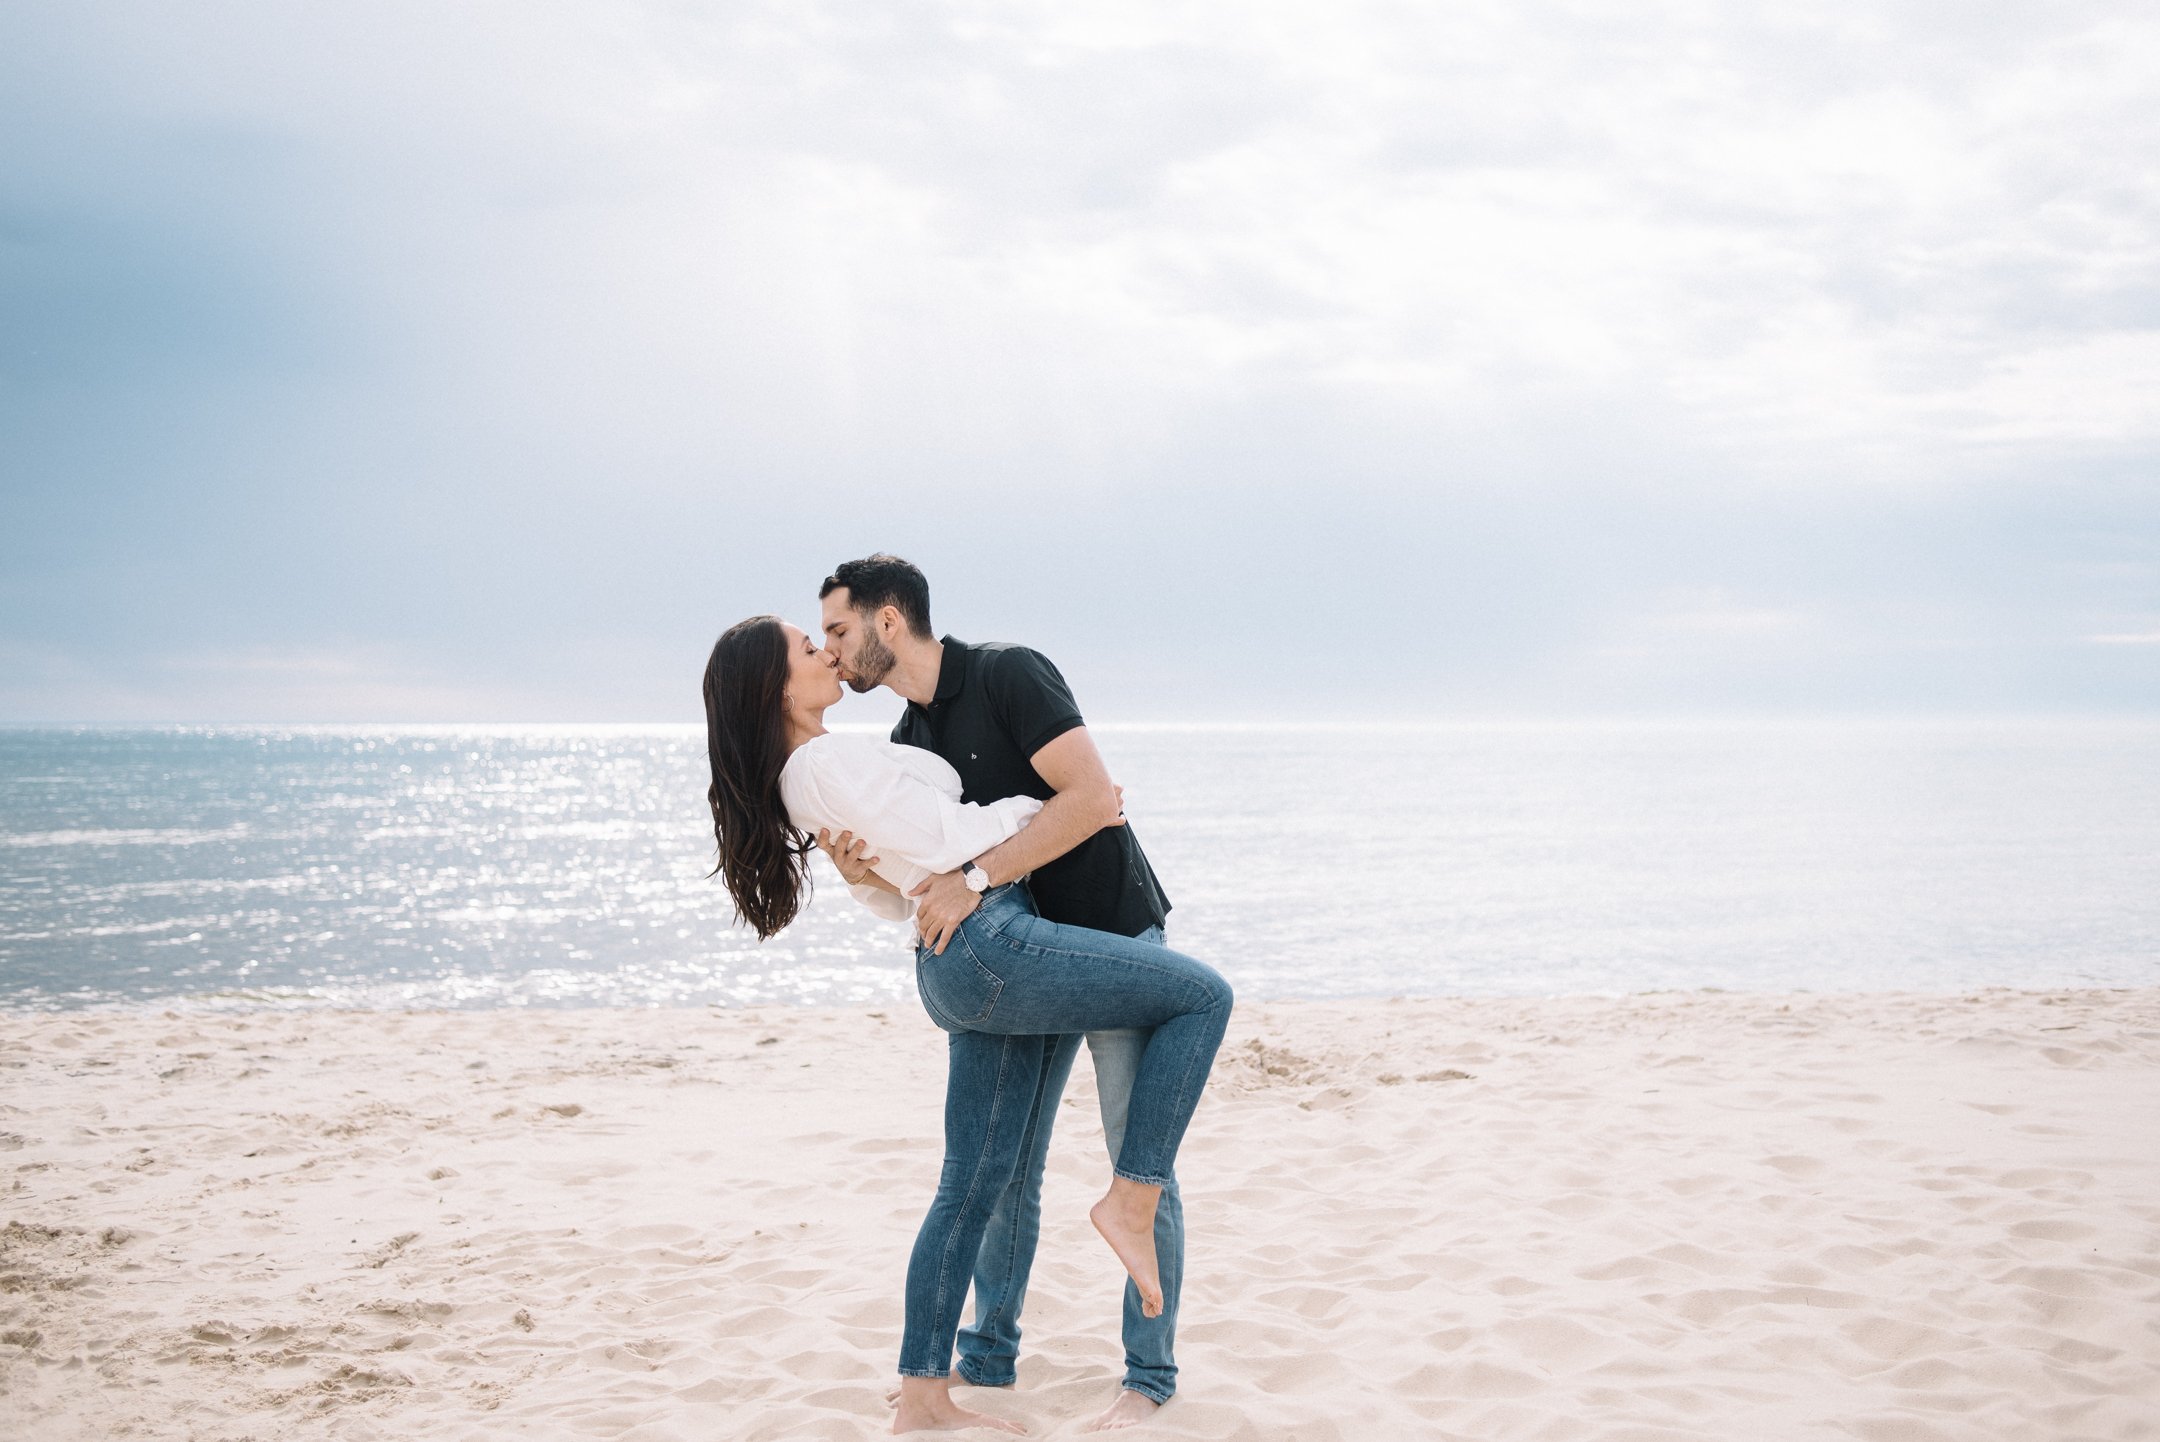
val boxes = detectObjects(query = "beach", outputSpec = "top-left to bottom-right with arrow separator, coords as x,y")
4,988 -> 2157,1441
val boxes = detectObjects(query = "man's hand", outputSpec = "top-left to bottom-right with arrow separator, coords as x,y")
816,828 -> 882,886
910,869 -> 981,955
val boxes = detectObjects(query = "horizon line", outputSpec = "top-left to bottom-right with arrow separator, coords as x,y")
4,710 -> 2159,732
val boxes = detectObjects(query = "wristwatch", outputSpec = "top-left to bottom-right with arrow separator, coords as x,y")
961,860 -> 991,893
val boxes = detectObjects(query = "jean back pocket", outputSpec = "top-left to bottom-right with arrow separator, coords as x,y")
916,933 -> 1005,1028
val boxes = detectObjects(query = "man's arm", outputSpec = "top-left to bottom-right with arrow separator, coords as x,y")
971,727 -> 1120,886
910,727 -> 1122,953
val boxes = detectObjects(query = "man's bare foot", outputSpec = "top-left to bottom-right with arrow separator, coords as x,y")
884,1375 -> 1013,1407
1088,1177 -> 1163,1317
1081,1388 -> 1161,1432
892,1375 -> 1026,1435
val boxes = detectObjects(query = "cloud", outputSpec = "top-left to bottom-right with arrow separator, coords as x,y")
1,0 -> 2156,718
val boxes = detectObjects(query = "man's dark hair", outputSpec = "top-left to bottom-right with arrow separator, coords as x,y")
820,553 -> 933,640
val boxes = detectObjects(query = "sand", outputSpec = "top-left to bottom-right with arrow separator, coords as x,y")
3,988 -> 2157,1441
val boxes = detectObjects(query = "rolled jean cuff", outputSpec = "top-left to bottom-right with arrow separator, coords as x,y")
957,1359 -> 1014,1388
896,1366 -> 950,1379
1112,1164 -> 1173,1188
1122,1380 -> 1175,1406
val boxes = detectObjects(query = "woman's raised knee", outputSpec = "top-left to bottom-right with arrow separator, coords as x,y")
1199,966 -> 1233,1014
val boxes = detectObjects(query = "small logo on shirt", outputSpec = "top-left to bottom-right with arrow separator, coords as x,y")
970,752 -> 978,760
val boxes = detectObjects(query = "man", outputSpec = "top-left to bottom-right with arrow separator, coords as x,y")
817,553 -> 1180,1434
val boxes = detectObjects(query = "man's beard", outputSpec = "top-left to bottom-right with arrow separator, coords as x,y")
847,630 -> 896,693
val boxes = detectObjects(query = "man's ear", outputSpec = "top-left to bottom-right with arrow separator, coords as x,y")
878,605 -> 904,640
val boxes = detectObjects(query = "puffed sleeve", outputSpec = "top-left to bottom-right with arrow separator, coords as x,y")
807,736 -> 1041,876
782,749 -> 914,922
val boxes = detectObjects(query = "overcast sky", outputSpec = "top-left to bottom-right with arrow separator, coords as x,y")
2,0 -> 2155,722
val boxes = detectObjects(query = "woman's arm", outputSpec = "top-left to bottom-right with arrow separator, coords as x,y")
814,827 -> 913,922
812,828 -> 911,919
818,828 -> 897,892
848,878 -> 911,922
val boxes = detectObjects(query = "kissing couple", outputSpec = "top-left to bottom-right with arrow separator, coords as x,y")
700,553 -> 1233,1434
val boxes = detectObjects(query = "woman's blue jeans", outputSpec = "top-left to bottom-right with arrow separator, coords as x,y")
897,884 -> 1233,1380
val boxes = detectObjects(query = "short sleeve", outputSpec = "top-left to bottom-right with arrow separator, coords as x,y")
983,647 -> 1085,759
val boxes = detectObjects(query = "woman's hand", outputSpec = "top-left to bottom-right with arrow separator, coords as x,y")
816,828 -> 884,886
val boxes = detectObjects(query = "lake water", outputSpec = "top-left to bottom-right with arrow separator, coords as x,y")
2,721 -> 2155,1011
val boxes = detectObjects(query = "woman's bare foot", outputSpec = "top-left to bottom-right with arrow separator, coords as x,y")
892,1375 -> 1027,1435
1088,1177 -> 1163,1318
1081,1388 -> 1161,1432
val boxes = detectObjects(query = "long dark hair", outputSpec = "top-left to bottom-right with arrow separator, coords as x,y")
701,615 -> 813,939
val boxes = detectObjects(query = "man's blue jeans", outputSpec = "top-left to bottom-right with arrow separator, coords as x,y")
953,923 -> 1185,1406
899,891 -> 1224,1389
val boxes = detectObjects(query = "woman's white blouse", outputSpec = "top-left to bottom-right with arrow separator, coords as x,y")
779,732 -> 1043,923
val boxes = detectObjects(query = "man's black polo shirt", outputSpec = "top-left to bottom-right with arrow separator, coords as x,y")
891,636 -> 1171,938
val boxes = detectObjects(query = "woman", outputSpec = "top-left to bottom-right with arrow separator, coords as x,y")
701,615 -> 1232,1435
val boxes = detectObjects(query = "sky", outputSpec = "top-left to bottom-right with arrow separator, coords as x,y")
2,0 -> 2156,722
